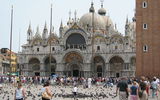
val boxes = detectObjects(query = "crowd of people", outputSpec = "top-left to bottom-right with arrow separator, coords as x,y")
116,76 -> 160,100
0,75 -> 160,100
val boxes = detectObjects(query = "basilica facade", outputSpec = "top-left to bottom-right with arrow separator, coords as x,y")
18,3 -> 136,77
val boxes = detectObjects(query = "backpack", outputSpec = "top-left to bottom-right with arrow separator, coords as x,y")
138,90 -> 143,98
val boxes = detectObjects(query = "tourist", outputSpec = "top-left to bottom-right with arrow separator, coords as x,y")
88,78 -> 92,88
116,77 -> 129,100
130,81 -> 138,100
138,76 -> 148,100
73,85 -> 78,98
144,77 -> 150,96
150,77 -> 158,98
14,83 -> 26,100
41,81 -> 53,100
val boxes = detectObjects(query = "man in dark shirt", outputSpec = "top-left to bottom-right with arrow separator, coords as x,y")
116,77 -> 129,100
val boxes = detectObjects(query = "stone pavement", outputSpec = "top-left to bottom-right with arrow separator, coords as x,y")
0,84 -> 159,100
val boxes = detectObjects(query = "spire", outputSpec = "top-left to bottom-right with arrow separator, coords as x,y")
43,21 -> 48,32
126,16 -> 129,24
52,26 -> 54,34
69,10 -> 71,20
27,22 -> 32,33
27,22 -> 33,41
89,2 -> 95,13
36,26 -> 40,34
59,20 -> 63,38
44,21 -> 47,29
60,20 -> 63,28
67,11 -> 72,25
43,22 -> 48,39
115,23 -> 117,30
74,10 -> 77,22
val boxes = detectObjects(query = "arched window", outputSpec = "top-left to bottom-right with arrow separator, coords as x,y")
142,1 -> 147,8
97,46 -> 100,51
66,33 -> 86,50
143,45 -> 148,52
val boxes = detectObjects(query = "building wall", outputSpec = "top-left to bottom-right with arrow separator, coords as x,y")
0,48 -> 17,72
136,0 -> 160,76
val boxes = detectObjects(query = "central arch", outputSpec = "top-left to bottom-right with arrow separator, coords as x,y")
64,52 -> 83,77
109,56 -> 124,77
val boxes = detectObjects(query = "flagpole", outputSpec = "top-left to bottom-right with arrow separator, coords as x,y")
49,4 -> 53,76
18,29 -> 21,52
10,5 -> 13,73
91,2 -> 95,77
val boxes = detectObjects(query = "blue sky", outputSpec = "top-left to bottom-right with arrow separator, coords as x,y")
0,0 -> 135,52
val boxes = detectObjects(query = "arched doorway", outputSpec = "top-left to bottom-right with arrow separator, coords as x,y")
64,52 -> 83,77
93,56 -> 105,77
97,65 -> 103,77
71,64 -> 79,77
44,57 -> 56,76
109,56 -> 124,77
29,58 -> 40,76
66,33 -> 86,50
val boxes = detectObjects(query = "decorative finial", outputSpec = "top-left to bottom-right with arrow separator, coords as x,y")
89,2 -> 95,13
100,0 -> 104,8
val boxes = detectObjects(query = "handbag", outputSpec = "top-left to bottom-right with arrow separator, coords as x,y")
42,91 -> 51,99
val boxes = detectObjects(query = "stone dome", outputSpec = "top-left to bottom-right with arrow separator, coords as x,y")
79,13 -> 106,30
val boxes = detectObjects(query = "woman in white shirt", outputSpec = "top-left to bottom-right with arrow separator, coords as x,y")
14,83 -> 25,100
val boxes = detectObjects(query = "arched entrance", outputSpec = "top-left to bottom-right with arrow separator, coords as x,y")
92,56 -> 105,77
29,58 -> 40,76
64,52 -> 83,77
44,56 -> 56,76
71,64 -> 80,77
109,56 -> 124,77
97,65 -> 103,77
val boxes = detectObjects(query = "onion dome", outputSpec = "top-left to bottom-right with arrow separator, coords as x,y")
98,3 -> 106,16
89,2 -> 95,13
